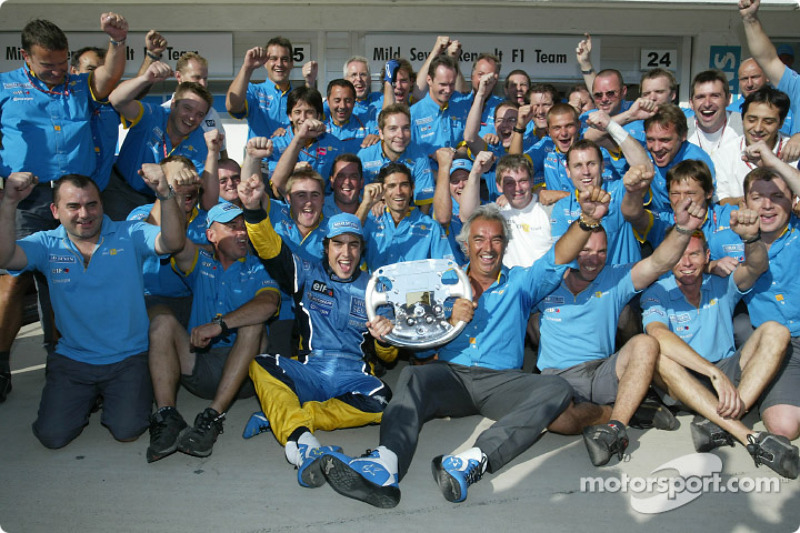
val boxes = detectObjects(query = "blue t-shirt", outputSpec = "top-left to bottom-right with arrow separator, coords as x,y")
0,66 -> 99,181
13,217 -> 161,364
230,80 -> 291,140
537,263 -> 639,370
116,102 -> 208,194
642,273 -> 745,362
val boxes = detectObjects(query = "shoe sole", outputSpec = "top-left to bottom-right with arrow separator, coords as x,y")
176,427 -> 214,458
630,403 -> 679,431
320,455 -> 400,508
299,457 -> 326,488
431,456 -> 464,503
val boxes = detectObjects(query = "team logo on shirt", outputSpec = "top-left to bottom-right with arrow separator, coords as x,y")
49,254 -> 77,263
670,313 -> 691,323
311,280 -> 334,296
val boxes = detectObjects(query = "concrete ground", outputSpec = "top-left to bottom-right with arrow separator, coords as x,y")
1,323 -> 799,533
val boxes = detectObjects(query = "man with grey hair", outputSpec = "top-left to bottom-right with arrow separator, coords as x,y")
319,186 -> 612,508
342,55 -> 382,130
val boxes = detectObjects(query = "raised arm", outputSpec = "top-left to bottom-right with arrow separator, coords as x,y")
576,33 -> 596,94
135,30 -> 168,78
743,140 -> 800,196
139,162 -> 196,256
554,185 -> 610,265
199,130 -> 223,211
227,47 -> 268,116
241,137 -> 274,191
433,148 -> 456,226
631,197 -> 705,290
508,104 -> 532,155
414,36 -> 451,100
356,183 -> 384,224
621,164 -> 654,235
90,12 -> 129,100
458,151 -> 494,223
0,173 -> 37,271
109,61 -> 173,121
269,119 -> 326,198
464,73 -> 497,154
739,0 -> 786,86
730,208 -> 768,291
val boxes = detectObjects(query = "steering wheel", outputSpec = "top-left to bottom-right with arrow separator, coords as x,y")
365,259 -> 472,350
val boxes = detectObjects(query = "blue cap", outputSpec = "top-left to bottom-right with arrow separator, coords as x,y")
326,213 -> 363,238
777,44 -> 795,59
450,158 -> 473,175
206,202 -> 243,227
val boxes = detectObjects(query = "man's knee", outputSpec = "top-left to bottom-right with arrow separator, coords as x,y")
762,405 -> 800,440
32,420 -> 84,449
107,421 -> 148,443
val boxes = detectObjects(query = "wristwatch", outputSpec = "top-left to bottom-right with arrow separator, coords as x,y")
212,314 -> 230,336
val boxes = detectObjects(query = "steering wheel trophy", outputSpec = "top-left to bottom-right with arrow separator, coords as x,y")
365,259 -> 472,350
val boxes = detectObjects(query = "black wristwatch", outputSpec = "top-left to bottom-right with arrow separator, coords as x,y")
212,314 -> 230,336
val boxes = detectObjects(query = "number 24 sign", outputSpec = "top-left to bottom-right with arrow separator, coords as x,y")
640,49 -> 677,72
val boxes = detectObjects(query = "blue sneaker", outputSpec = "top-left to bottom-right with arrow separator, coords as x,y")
431,454 -> 486,503
321,450 -> 401,508
297,444 -> 343,488
242,411 -> 270,439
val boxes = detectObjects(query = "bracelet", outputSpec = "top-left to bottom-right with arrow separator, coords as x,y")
605,121 -> 630,145
580,68 -> 595,75
743,231 -> 761,245
674,224 -> 694,235
156,184 -> 175,201
212,314 -> 230,336
513,126 -> 526,134
578,214 -> 601,231
109,38 -> 126,47
146,51 -> 162,61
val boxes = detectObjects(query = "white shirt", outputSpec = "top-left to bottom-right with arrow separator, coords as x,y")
712,133 -> 796,201
499,196 -> 554,269
687,111 -> 742,158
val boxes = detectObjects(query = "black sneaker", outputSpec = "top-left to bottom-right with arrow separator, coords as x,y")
0,372 -> 11,403
746,432 -> 799,479
177,408 -> 225,457
629,395 -> 678,431
690,416 -> 735,452
582,421 -> 629,466
147,407 -> 187,463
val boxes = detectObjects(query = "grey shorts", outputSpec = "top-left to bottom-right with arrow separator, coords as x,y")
180,346 -> 255,401
760,335 -> 800,413
145,294 -> 193,329
541,352 -> 620,405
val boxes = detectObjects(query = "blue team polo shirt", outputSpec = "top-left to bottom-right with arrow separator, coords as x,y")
736,222 -> 800,335
0,66 -> 98,181
325,113 -> 371,154
13,217 -> 161,364
90,101 -> 121,190
115,102 -> 208,195
451,91 -> 503,139
268,129 -> 348,188
777,66 -> 800,136
647,142 -> 716,214
550,181 -> 642,265
533,144 -> 624,194
267,198 -> 328,320
175,248 -> 279,348
363,207 -> 454,272
537,263 -> 639,371
642,273 -> 745,362
437,247 -> 568,370
410,93 -> 471,156
127,204 -> 208,297
637,203 -> 735,248
357,142 -> 435,205
230,80 -> 291,140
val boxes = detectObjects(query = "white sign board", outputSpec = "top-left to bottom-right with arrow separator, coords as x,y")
1,32 -> 233,78
364,34 -> 600,80
640,49 -> 678,72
